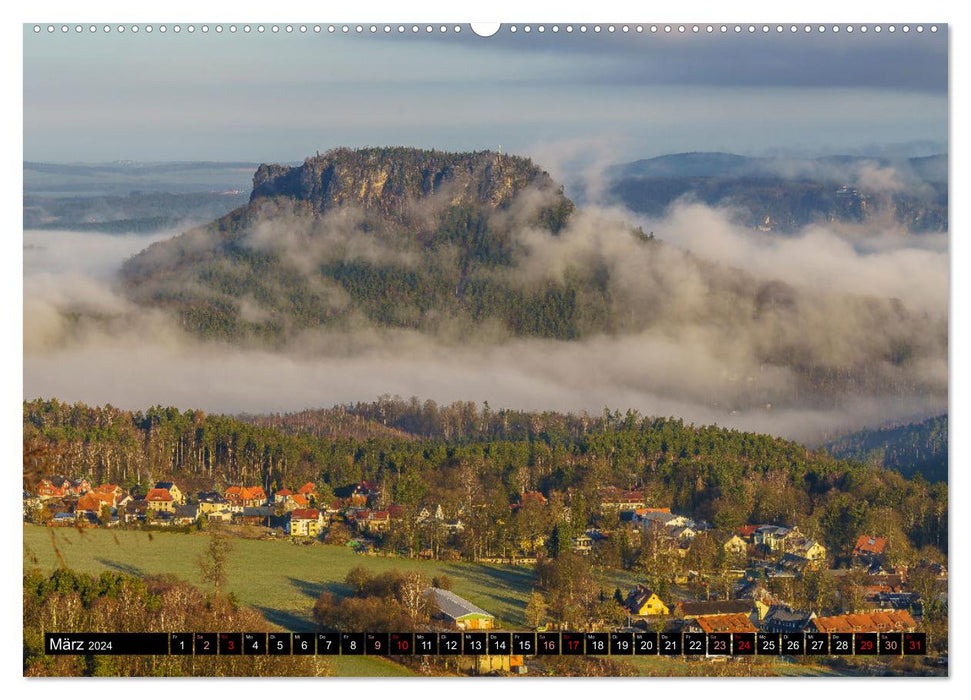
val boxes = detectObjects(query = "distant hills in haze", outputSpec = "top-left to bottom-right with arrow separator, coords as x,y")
606,151 -> 947,233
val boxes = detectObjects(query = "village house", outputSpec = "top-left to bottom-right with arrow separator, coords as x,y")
36,477 -> 89,499
852,535 -> 888,567
598,487 -> 647,513
144,487 -> 176,513
296,482 -> 318,501
288,508 -> 323,537
675,599 -> 755,619
173,503 -> 200,526
722,534 -> 748,557
425,587 -> 495,630
155,482 -> 185,505
225,485 -> 267,509
754,525 -> 801,553
35,478 -> 64,499
197,492 -> 232,519
124,499 -> 149,523
93,483 -> 123,504
624,585 -> 670,616
50,511 -> 77,527
75,492 -> 114,521
571,533 -> 593,554
735,524 -> 760,544
685,612 -> 758,635
761,606 -> 817,634
324,499 -> 343,519
236,506 -> 276,528
273,488 -> 295,505
788,538 -> 827,564
807,610 -> 916,634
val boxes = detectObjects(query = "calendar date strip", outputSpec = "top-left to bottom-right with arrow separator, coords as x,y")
45,631 -> 926,657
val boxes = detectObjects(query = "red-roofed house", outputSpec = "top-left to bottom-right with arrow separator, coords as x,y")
692,613 -> 758,635
599,487 -> 647,512
736,525 -> 760,542
807,610 -> 916,634
36,479 -> 64,500
853,535 -> 888,557
297,482 -> 318,498
225,485 -> 267,508
288,508 -> 323,537
145,488 -> 175,513
852,535 -> 888,566
93,484 -> 123,504
76,492 -> 114,519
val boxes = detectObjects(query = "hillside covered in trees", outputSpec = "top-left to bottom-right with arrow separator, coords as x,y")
824,414 -> 947,483
24,397 -> 947,561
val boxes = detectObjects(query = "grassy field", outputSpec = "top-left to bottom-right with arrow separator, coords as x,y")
24,524 -> 639,630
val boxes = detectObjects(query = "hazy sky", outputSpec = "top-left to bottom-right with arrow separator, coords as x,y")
23,25 -> 947,163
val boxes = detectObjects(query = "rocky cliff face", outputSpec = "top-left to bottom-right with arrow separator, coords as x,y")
249,147 -> 570,223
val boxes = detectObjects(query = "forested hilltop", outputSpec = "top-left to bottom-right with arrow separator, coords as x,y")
825,415 -> 947,483
24,398 -> 947,560
120,147 -> 580,342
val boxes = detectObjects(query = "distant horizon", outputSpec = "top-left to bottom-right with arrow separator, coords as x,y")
22,145 -> 949,167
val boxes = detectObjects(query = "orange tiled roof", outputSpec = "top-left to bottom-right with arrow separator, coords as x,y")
695,613 -> 758,634
145,488 -> 173,502
853,535 -> 888,556
275,489 -> 293,496
811,610 -> 915,633
297,482 -> 317,495
292,494 -> 310,507
77,492 -> 113,511
291,508 -> 320,520
225,485 -> 266,501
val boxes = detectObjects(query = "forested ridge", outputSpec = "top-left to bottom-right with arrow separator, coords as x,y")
825,414 -> 947,483
24,397 -> 947,559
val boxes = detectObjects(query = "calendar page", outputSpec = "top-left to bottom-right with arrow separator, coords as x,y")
21,15 -> 948,680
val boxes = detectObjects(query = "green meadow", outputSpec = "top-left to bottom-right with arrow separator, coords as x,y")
23,524 -> 640,631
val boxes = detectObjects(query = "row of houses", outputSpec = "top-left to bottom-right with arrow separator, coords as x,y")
621,584 -> 919,635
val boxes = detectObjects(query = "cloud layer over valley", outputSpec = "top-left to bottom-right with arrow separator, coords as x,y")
24,174 -> 947,448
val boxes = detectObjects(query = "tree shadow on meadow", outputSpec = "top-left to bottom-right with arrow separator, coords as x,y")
95,558 -> 145,577
254,605 -> 314,632
287,577 -> 350,601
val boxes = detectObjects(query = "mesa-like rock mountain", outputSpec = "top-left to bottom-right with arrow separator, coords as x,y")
118,147 -> 945,411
